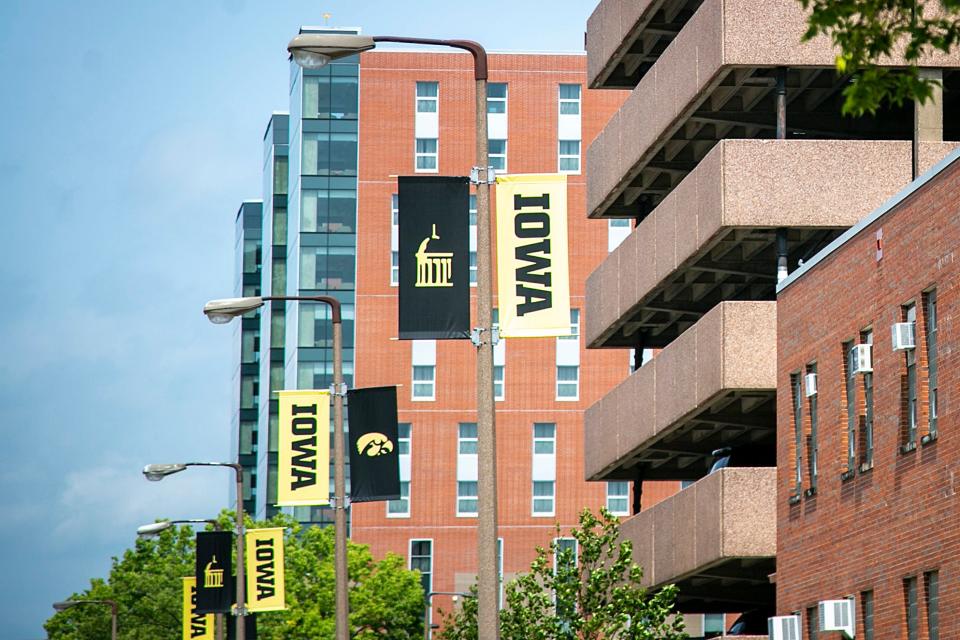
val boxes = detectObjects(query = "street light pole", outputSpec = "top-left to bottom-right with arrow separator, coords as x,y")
423,592 -> 476,640
53,599 -> 118,640
203,294 -> 348,640
285,34 -> 499,640
142,462 -> 247,640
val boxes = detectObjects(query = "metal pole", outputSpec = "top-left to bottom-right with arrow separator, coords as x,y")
234,465 -> 247,640
775,67 -> 787,140
473,71 -> 500,640
109,601 -> 118,640
331,304 -> 349,640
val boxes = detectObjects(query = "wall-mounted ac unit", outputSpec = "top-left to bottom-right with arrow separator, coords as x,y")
804,373 -> 818,397
768,615 -> 800,640
892,322 -> 916,351
819,599 -> 855,638
849,344 -> 873,374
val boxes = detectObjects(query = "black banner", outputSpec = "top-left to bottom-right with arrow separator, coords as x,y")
347,386 -> 401,502
398,176 -> 470,339
195,531 -> 233,614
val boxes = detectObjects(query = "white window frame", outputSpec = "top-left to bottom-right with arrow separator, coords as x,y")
387,480 -> 410,517
415,138 -> 438,173
458,422 -> 478,454
556,365 -> 579,401
412,365 -> 435,401
606,481 -> 630,515
489,138 -> 507,173
533,423 -> 556,454
558,139 -> 581,174
387,424 -> 411,517
415,81 -> 438,113
558,84 -> 581,115
390,193 -> 399,286
409,538 -> 434,631
494,365 -> 505,401
487,83 -> 508,114
553,537 -> 578,571
457,480 -> 478,517
559,308 -> 579,340
532,480 -> 555,517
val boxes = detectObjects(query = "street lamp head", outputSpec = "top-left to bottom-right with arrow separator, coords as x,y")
136,521 -> 172,536
142,463 -> 187,481
203,296 -> 265,324
287,33 -> 376,69
52,601 -> 76,612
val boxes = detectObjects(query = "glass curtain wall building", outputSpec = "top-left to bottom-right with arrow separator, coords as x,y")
233,200 -> 263,516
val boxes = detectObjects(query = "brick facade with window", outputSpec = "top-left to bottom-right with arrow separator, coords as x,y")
776,150 -> 960,637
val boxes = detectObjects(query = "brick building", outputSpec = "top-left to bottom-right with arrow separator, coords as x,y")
776,148 -> 960,638
235,35 -> 681,631
578,0 -> 959,636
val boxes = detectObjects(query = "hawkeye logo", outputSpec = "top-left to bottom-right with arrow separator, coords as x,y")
356,432 -> 394,457
203,556 -> 224,589
415,224 -> 453,287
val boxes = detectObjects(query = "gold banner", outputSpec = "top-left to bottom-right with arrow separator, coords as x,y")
495,174 -> 571,337
182,577 -> 214,640
246,527 -> 286,612
278,390 -> 331,506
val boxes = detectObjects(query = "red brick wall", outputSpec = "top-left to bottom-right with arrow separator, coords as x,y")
776,156 -> 960,637
351,51 -> 671,622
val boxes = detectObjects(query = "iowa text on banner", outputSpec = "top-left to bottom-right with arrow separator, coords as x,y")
495,174 -> 571,337
397,175 -> 470,340
347,386 -> 401,502
245,528 -> 286,612
277,390 -> 331,506
182,577 -> 214,640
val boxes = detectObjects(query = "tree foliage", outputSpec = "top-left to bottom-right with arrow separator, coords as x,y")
46,511 -> 425,640
799,0 -> 960,114
437,509 -> 687,640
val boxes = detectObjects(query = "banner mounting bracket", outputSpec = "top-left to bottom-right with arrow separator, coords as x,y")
470,327 -> 500,347
328,383 -> 348,397
470,166 -> 497,185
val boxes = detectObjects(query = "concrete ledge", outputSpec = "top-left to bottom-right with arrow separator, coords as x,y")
584,301 -> 776,481
622,467 -> 776,596
584,139 -> 960,350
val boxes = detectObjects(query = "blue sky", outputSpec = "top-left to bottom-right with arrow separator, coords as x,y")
0,1 -> 594,637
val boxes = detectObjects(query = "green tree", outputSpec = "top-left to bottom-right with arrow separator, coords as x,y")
46,511 -> 425,640
799,0 -> 960,114
437,509 -> 687,640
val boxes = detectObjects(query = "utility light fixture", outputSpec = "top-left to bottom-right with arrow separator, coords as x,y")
287,33 -> 376,69
203,296 -> 265,324
142,463 -> 187,481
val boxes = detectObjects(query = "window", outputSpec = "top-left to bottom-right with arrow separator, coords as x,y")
416,81 -> 438,113
843,340 -> 857,474
554,537 -> 578,571
303,74 -> 359,120
299,245 -> 356,290
390,194 -> 399,286
556,366 -> 579,400
608,218 -> 631,252
905,576 -> 919,640
489,139 -> 507,172
493,307 -> 504,400
925,289 -> 938,435
926,571 -> 939,640
409,539 -> 433,596
469,195 -> 478,286
494,365 -> 505,401
862,591 -> 874,640
560,308 -> 580,340
415,138 -> 438,172
459,422 -> 478,454
388,481 -> 410,516
534,423 -> 556,454
457,480 -> 478,516
301,189 -> 357,233
558,140 -> 581,173
487,83 -> 507,113
791,373 -> 803,495
807,606 -> 818,640
862,329 -> 875,468
806,362 -> 818,493
533,480 -> 555,515
302,131 -> 358,176
606,481 -> 630,515
704,614 -> 725,636
412,365 -> 435,400
397,422 -> 411,455
903,303 -> 918,449
559,84 -> 581,114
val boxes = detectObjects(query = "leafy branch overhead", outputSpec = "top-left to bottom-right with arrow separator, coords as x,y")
438,508 -> 686,640
799,0 -> 960,114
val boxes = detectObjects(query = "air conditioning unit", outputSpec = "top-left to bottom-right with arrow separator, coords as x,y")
804,373 -> 818,397
849,343 -> 873,374
819,599 -> 855,638
768,615 -> 801,640
892,322 -> 916,351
